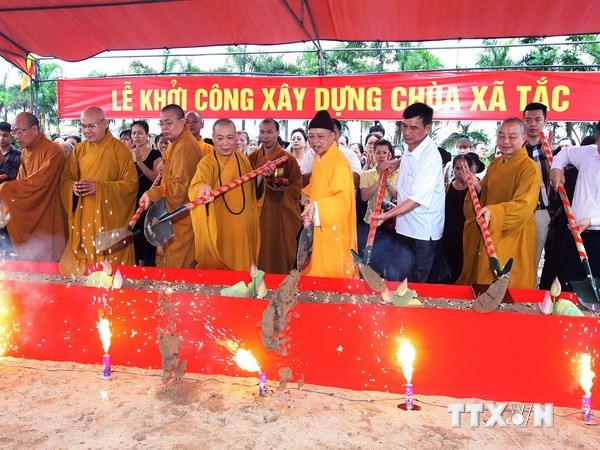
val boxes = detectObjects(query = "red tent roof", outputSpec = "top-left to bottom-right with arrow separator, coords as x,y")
2,0 -> 600,73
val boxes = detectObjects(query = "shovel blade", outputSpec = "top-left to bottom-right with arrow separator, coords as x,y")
351,249 -> 387,293
296,223 -> 314,272
570,278 -> 600,311
94,227 -> 136,253
472,272 -> 512,313
144,198 -> 174,247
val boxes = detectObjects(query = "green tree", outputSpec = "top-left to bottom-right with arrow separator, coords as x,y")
439,121 -> 491,150
36,62 -> 63,132
475,39 -> 515,68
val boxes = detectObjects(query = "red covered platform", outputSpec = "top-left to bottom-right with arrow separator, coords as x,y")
1,261 -> 597,408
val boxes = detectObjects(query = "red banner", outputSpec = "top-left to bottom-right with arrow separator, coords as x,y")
57,71 -> 600,121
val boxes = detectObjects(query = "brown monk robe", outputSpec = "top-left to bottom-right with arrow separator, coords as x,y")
141,104 -> 201,268
248,119 -> 302,273
60,107 -> 138,275
0,112 -> 67,261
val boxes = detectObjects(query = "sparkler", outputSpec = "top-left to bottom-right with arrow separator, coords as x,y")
579,353 -> 595,423
396,338 -> 420,411
218,339 -> 266,396
97,317 -> 112,379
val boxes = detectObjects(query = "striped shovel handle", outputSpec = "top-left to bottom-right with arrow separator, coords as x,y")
187,154 -> 288,209
462,160 -> 498,260
557,184 -> 589,261
367,169 -> 390,247
540,132 -> 554,164
128,172 -> 163,229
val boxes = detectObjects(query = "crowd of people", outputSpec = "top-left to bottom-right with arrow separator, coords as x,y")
0,101 -> 597,292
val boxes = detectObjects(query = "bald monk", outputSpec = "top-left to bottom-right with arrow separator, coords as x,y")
140,104 -> 201,268
189,118 -> 273,271
248,118 -> 302,274
301,110 -> 358,279
185,111 -> 214,158
0,112 -> 67,261
457,118 -> 541,289
59,106 -> 138,274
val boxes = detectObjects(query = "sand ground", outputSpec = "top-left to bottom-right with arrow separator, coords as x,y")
0,357 -> 598,449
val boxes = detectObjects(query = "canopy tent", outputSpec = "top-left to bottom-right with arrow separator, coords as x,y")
2,0 -> 600,74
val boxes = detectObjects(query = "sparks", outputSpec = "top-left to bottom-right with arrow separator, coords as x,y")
396,338 -> 416,384
97,317 -> 112,354
579,353 -> 596,397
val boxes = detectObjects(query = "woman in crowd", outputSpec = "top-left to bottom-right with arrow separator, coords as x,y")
152,133 -> 169,175
119,129 -> 133,151
440,153 -> 484,283
131,120 -> 162,266
350,142 -> 366,168
363,133 -> 380,169
289,128 -> 308,165
338,134 -> 349,149
359,139 -> 399,279
247,138 -> 259,153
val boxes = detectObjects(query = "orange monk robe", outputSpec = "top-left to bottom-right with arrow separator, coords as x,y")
189,150 -> 262,271
248,145 -> 302,274
0,133 -> 67,261
456,147 -> 541,289
59,131 -> 138,275
197,137 -> 214,159
302,143 -> 358,279
146,126 -> 201,269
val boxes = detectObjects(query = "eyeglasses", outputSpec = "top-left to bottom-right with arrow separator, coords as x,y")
308,133 -> 331,141
10,126 -> 31,137
81,119 -> 105,131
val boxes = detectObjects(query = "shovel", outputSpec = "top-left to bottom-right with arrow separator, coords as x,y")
145,155 -> 288,247
94,173 -> 162,252
539,132 -> 600,310
462,160 -> 513,313
296,220 -> 314,273
556,184 -> 600,310
351,168 -> 389,292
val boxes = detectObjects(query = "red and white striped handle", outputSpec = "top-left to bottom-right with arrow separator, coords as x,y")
462,160 -> 498,260
187,154 -> 288,208
540,132 -> 554,164
541,132 -> 588,259
557,184 -> 588,261
128,172 -> 163,229
367,169 -> 390,247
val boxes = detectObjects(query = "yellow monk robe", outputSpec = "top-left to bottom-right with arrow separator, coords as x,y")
189,150 -> 262,271
59,131 -> 138,274
302,143 -> 358,279
0,133 -> 67,261
456,147 -> 541,289
248,144 -> 302,274
146,126 -> 200,268
197,137 -> 214,159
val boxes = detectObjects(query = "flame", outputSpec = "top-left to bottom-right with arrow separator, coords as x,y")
233,348 -> 261,372
579,353 -> 596,397
217,339 -> 261,372
97,317 -> 112,354
396,338 -> 416,384
216,339 -> 239,353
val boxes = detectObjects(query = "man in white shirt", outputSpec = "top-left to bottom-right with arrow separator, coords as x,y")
550,143 -> 600,289
372,102 -> 445,282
